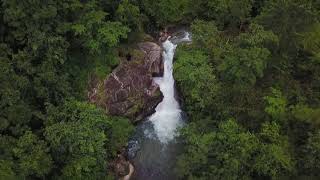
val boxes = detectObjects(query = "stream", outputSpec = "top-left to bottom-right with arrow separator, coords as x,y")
127,32 -> 191,180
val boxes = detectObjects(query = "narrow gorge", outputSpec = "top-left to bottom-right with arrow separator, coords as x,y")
127,32 -> 191,180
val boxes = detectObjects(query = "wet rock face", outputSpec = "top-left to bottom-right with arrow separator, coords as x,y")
138,42 -> 164,77
159,31 -> 169,43
114,159 -> 130,177
89,42 -> 163,122
109,149 -> 130,178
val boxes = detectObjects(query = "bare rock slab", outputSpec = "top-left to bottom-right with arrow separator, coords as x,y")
89,42 -> 163,123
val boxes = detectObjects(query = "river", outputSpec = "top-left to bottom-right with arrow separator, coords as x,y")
127,31 -> 191,180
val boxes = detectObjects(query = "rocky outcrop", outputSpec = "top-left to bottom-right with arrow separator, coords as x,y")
120,163 -> 134,180
138,42 -> 164,77
112,155 -> 130,177
159,30 -> 169,42
109,147 -> 134,180
89,42 -> 163,122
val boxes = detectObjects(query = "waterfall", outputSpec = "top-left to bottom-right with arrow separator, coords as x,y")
149,32 -> 191,143
128,32 -> 191,180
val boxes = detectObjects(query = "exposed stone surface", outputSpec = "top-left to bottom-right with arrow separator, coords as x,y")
110,151 -> 130,178
109,147 -> 134,180
114,157 -> 130,177
138,42 -> 164,77
159,31 -> 169,43
120,163 -> 134,180
89,42 -> 163,122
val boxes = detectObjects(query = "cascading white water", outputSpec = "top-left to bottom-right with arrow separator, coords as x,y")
128,32 -> 191,180
148,33 -> 190,143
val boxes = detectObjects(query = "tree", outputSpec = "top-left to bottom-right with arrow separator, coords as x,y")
254,122 -> 294,178
65,1 -> 130,54
13,131 -> 53,178
291,105 -> 320,126
0,44 -> 32,136
0,135 -> 17,178
263,88 -> 287,122
0,1 -> 132,179
218,47 -> 270,88
0,132 -> 52,179
256,0 -> 318,57
45,100 -> 133,179
176,119 -> 259,180
174,48 -> 219,115
139,0 -> 189,25
115,0 -> 144,31
0,160 -> 15,179
190,20 -> 221,52
217,23 -> 278,89
300,130 -> 320,176
299,23 -> 320,62
206,0 -> 254,29
297,23 -> 320,86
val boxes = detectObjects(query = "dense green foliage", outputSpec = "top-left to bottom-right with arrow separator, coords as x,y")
172,0 -> 320,179
1,0 -> 319,179
45,100 -> 133,179
0,0 -> 134,179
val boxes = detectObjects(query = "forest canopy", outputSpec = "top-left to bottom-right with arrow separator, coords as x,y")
0,0 -> 320,179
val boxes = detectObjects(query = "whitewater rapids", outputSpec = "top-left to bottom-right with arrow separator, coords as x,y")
149,33 -> 191,143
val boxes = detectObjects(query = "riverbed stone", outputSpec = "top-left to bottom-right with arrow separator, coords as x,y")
110,153 -> 130,178
88,42 -> 163,122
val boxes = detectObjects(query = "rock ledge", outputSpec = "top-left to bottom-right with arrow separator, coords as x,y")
89,41 -> 163,122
